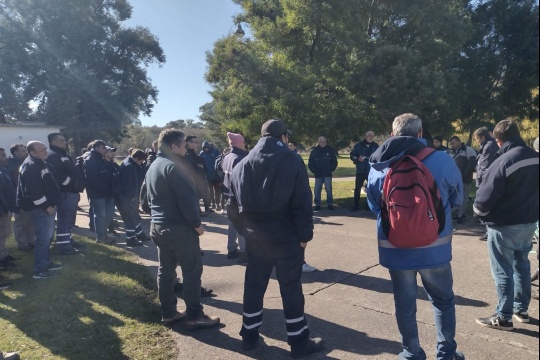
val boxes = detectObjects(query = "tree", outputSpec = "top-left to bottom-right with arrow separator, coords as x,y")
0,0 -> 165,152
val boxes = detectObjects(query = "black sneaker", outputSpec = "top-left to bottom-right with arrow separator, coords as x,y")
291,338 -> 324,358
48,262 -> 63,271
313,206 -> 321,211
476,314 -> 513,331
126,239 -> 144,247
227,250 -> 239,259
33,271 -> 55,279
185,314 -> 220,331
513,311 -> 530,323
137,233 -> 151,242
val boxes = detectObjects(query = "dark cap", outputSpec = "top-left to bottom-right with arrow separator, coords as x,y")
105,146 -> 117,152
261,119 -> 292,138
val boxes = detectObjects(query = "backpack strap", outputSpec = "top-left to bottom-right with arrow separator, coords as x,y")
414,147 -> 436,162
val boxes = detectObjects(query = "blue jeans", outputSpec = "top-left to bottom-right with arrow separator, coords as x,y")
487,223 -> 536,320
90,197 -> 115,241
30,208 -> 56,273
227,219 -> 245,253
389,263 -> 458,360
56,192 -> 80,251
314,177 -> 333,206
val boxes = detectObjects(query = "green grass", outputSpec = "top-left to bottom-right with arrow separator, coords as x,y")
309,180 -> 364,208
301,154 -> 357,178
0,233 -> 176,360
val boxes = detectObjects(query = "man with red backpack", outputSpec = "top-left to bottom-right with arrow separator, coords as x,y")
367,114 -> 465,360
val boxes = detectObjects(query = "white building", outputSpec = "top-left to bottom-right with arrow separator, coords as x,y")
0,123 -> 62,152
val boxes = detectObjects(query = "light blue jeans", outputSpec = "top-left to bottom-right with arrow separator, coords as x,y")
487,223 -> 536,320
90,197 -> 115,241
314,177 -> 333,206
30,208 -> 56,273
227,219 -> 245,253
390,263 -> 458,360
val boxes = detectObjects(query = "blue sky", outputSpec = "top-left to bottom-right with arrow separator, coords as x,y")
126,0 -> 242,127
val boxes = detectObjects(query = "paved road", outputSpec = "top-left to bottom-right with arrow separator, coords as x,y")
75,195 -> 539,360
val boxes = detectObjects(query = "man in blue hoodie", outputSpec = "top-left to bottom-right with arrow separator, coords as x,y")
367,114 -> 465,360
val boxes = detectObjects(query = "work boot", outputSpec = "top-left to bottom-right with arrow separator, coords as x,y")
290,338 -> 324,358
185,314 -> 220,331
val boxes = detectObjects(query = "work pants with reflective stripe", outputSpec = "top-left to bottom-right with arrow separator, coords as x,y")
241,246 -> 309,346
56,192 -> 80,251
117,196 -> 140,242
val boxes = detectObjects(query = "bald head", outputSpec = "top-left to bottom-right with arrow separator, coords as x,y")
27,141 -> 48,161
318,137 -> 327,148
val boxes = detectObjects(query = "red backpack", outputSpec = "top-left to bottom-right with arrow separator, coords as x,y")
381,147 -> 446,248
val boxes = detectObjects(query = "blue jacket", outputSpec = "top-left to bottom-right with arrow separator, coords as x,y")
228,136 -> 313,259
308,145 -> 338,178
16,155 -> 62,211
46,145 -> 86,193
350,140 -> 380,174
474,138 -> 539,226
83,150 -> 115,199
119,156 -> 142,199
475,136 -> 499,187
0,167 -> 17,215
220,147 -> 248,202
199,141 -> 221,182
367,137 -> 463,270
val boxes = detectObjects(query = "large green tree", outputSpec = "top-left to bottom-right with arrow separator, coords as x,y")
0,0 -> 165,151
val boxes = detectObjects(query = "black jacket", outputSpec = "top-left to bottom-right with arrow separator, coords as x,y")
448,143 -> 477,184
119,157 -> 141,199
220,147 -> 248,202
16,155 -> 61,211
142,152 -> 201,228
47,145 -> 86,193
475,136 -> 499,187
228,136 -> 313,259
0,167 -> 17,215
83,150 -> 115,199
350,140 -> 380,174
5,156 -> 23,186
474,138 -> 539,226
308,145 -> 338,178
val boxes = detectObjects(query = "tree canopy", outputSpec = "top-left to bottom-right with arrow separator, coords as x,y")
0,0 -> 165,151
205,0 -> 539,145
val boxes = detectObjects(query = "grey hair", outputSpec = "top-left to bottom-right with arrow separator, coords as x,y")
365,131 -> 375,137
392,114 -> 423,137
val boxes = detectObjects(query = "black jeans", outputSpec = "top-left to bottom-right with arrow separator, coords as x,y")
151,223 -> 203,320
208,180 -> 222,207
353,173 -> 369,207
241,246 -> 309,347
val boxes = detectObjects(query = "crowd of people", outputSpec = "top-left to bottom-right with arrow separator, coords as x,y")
0,115 -> 538,359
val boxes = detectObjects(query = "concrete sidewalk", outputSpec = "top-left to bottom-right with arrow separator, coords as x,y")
74,195 -> 539,360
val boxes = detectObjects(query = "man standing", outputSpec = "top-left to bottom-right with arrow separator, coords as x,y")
83,140 -> 116,244
473,127 -> 499,241
118,149 -> 149,247
308,136 -> 338,211
47,133 -> 86,254
200,140 -> 223,211
367,114 -> 465,360
17,141 -> 63,279
448,136 -> 477,224
350,131 -> 379,211
0,148 -> 18,270
185,136 -> 212,214
433,136 -> 449,152
221,132 -> 248,263
229,119 -> 323,357
143,129 -> 220,329
6,144 -> 34,251
474,120 -> 539,331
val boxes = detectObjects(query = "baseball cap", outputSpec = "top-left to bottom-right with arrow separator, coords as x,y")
261,119 -> 292,138
106,146 -> 117,152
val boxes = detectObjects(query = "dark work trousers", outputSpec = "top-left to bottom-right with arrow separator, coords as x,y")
353,173 -> 369,208
151,223 -> 204,320
56,192 -> 80,252
117,196 -> 141,242
241,246 -> 309,347
208,181 -> 222,207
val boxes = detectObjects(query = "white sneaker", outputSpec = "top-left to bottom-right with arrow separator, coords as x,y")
302,263 -> 317,273
220,209 -> 227,215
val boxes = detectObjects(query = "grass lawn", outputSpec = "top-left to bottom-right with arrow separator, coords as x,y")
0,233 -> 176,360
309,180 -> 365,208
301,154 -> 357,178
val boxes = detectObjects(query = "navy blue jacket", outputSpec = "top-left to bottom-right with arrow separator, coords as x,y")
16,155 -> 61,211
474,138 -> 539,226
199,141 -> 221,182
228,136 -> 313,259
46,145 -> 86,193
5,156 -> 23,186
83,150 -> 115,199
142,152 -> 201,228
119,157 -> 142,199
308,145 -> 338,178
0,167 -> 17,215
475,136 -> 499,187
220,147 -> 248,202
448,144 -> 477,184
350,140 -> 380,174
